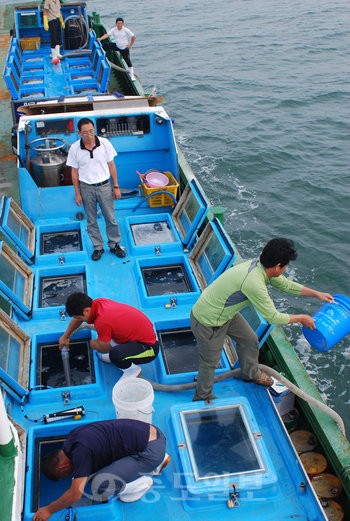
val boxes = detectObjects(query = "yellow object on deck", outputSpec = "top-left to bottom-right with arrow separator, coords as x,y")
20,37 -> 40,51
142,171 -> 179,207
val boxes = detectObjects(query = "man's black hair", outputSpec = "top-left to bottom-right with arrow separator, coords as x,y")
260,238 -> 298,268
77,118 -> 95,131
66,292 -> 93,316
41,450 -> 62,481
116,17 -> 124,23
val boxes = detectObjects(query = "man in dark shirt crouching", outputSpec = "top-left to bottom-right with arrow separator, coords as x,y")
33,419 -> 171,521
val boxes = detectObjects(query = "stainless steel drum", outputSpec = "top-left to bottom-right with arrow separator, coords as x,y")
29,138 -> 68,187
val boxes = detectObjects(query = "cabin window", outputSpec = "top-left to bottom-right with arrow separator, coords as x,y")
131,221 -> 176,246
19,11 -> 38,28
35,119 -> 74,136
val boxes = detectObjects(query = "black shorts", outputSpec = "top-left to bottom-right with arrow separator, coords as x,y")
109,340 -> 159,369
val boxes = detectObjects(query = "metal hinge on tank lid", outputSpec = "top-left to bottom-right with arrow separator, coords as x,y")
227,483 -> 240,509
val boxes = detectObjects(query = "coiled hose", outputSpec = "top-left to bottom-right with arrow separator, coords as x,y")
70,324 -> 345,435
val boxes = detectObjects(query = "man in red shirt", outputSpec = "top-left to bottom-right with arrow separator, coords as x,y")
59,293 -> 159,379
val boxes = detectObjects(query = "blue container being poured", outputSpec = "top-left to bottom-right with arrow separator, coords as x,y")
302,294 -> 350,352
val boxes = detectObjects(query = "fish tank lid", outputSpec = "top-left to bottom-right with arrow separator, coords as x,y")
170,397 -> 277,496
0,241 -> 33,319
0,196 -> 35,263
0,307 -> 30,401
172,179 -> 210,249
188,218 -> 236,292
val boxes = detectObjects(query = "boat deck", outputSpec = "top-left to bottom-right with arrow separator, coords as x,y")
4,43 -> 109,100
5,199 -> 326,521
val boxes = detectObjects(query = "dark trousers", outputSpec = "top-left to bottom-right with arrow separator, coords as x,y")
191,310 -> 259,401
102,41 -> 132,67
90,426 -> 166,497
109,340 -> 159,369
48,18 -> 62,48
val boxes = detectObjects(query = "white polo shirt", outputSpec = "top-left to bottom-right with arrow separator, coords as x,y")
107,26 -> 134,50
67,137 -> 117,185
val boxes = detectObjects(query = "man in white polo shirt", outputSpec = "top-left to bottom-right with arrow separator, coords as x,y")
97,17 -> 136,81
67,118 -> 126,261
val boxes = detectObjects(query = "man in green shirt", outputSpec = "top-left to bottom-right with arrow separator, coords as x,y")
191,238 -> 334,401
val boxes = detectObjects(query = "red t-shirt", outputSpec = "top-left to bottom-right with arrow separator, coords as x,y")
88,298 -> 156,345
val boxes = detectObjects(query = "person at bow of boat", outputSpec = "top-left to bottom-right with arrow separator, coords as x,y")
59,292 -> 160,379
43,0 -> 65,61
32,419 -> 171,521
67,118 -> 126,261
97,17 -> 136,81
191,237 -> 334,402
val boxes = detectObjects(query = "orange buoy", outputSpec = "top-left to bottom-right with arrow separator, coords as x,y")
311,473 -> 343,499
300,452 -> 327,476
290,430 -> 318,453
320,499 -> 344,521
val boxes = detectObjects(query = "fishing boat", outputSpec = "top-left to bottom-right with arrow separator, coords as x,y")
0,3 -> 349,521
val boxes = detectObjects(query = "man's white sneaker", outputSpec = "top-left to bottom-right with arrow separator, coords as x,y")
119,363 -> 141,381
119,476 -> 153,503
148,453 -> 171,476
100,353 -> 111,363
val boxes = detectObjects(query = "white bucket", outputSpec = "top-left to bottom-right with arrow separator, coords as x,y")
112,378 -> 154,424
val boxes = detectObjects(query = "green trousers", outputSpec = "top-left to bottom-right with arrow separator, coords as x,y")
191,310 -> 260,401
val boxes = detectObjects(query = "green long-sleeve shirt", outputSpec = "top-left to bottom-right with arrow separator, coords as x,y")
192,259 -> 303,327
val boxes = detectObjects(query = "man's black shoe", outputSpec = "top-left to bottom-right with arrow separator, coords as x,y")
110,244 -> 126,258
92,248 -> 104,261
